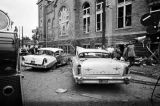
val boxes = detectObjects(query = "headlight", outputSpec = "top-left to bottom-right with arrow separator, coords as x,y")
22,57 -> 25,61
77,64 -> 81,75
42,58 -> 47,65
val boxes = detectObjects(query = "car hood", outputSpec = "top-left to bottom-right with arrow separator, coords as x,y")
23,54 -> 56,65
79,58 -> 129,75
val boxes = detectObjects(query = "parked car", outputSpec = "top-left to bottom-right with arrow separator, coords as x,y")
71,46 -> 131,84
50,48 -> 71,65
22,47 -> 71,69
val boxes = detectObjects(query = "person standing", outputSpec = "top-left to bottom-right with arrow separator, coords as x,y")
126,41 -> 136,67
113,45 -> 121,60
123,44 -> 128,61
106,45 -> 114,58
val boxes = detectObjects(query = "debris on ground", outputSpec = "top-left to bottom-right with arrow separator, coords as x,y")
55,88 -> 67,93
134,56 -> 159,66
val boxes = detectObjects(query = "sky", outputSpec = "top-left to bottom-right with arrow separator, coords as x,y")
0,0 -> 38,39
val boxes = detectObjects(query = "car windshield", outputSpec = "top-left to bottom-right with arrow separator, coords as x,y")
38,50 -> 54,56
78,52 -> 109,58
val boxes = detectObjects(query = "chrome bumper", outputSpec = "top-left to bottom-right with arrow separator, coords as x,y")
74,75 -> 131,84
22,62 -> 47,69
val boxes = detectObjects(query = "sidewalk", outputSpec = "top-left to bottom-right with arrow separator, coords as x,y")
129,64 -> 160,79
130,73 -> 158,83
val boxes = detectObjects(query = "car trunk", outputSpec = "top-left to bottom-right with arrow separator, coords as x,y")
80,58 -> 126,76
24,55 -> 45,65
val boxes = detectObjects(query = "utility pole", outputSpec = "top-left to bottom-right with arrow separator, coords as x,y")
18,26 -> 21,48
102,0 -> 106,49
22,26 -> 23,48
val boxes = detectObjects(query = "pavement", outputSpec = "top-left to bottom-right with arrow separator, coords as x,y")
21,65 -> 160,106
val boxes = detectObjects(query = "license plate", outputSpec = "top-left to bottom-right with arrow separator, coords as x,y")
31,61 -> 35,64
99,80 -> 108,84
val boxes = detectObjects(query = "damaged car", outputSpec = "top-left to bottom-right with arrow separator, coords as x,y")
22,47 -> 70,69
71,46 -> 131,84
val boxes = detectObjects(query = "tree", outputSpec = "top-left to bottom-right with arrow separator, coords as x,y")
32,27 -> 39,44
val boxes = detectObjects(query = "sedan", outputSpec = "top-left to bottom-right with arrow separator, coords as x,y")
71,46 -> 131,84
22,48 -> 59,69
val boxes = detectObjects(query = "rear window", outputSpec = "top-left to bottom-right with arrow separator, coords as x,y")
79,52 -> 109,58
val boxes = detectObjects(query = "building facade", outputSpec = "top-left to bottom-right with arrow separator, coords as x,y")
37,0 -> 160,56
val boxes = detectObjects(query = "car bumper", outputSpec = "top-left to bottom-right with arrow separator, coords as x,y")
22,62 -> 48,69
74,75 -> 131,84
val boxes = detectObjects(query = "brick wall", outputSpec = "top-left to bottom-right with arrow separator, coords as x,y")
38,0 -> 151,57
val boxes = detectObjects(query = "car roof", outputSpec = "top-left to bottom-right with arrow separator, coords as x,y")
38,47 -> 63,52
77,47 -> 108,55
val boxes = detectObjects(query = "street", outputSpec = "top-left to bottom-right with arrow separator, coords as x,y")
21,65 -> 160,106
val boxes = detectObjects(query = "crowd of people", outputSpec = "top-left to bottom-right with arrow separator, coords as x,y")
20,45 -> 41,55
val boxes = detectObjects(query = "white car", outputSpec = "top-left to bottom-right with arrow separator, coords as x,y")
22,47 -> 64,69
71,46 -> 131,84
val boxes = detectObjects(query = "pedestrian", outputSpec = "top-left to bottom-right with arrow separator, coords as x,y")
106,45 -> 114,58
29,45 -> 36,54
124,41 -> 136,67
123,44 -> 128,61
113,45 -> 121,60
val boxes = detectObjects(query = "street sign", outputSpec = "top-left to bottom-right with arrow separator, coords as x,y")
140,13 -> 152,26
141,11 -> 160,26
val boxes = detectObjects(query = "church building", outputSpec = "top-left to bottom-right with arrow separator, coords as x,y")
37,0 -> 160,56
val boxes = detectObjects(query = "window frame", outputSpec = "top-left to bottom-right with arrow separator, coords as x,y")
117,0 -> 132,28
96,0 -> 103,32
83,2 -> 90,34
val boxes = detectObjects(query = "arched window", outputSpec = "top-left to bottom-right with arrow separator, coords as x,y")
58,6 -> 69,36
96,0 -> 103,32
83,2 -> 90,33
